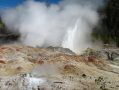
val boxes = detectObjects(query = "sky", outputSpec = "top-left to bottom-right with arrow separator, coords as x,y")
0,0 -> 60,8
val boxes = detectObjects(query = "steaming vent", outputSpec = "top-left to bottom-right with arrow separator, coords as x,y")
1,0 -> 105,54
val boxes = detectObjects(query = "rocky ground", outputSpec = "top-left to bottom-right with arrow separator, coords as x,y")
0,44 -> 119,90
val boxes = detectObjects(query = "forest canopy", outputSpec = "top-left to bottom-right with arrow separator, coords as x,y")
92,0 -> 119,47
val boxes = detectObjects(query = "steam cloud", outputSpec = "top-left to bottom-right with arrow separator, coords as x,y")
1,0 -> 105,54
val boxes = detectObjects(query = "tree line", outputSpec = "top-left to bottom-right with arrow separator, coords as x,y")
92,0 -> 119,47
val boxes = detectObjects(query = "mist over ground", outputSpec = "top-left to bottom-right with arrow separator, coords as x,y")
1,0 -> 105,54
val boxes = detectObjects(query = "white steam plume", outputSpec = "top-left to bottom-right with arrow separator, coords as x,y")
1,0 -> 105,54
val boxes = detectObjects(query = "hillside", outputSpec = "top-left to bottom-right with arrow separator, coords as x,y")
0,18 -> 19,44
0,44 -> 118,90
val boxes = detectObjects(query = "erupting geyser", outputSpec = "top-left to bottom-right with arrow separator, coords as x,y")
1,0 -> 105,54
62,20 -> 79,53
